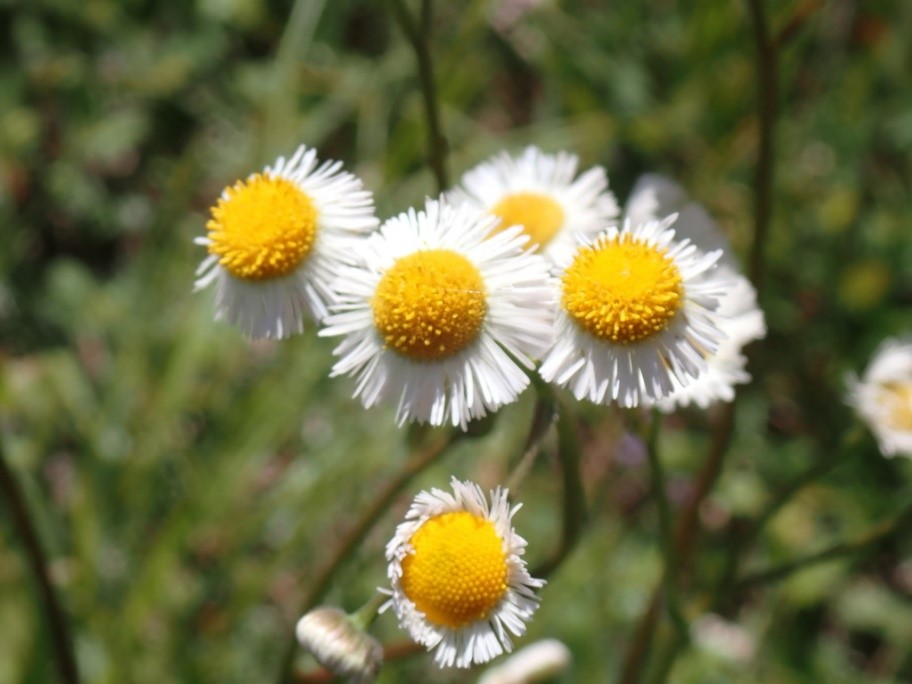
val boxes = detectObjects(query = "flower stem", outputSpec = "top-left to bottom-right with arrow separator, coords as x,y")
746,0 -> 778,295
735,500 -> 912,591
0,443 -> 79,684
276,430 -> 458,683
532,392 -> 587,579
645,411 -> 689,639
387,0 -> 450,193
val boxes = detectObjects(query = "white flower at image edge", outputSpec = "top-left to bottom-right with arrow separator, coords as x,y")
848,337 -> 912,458
539,215 -> 728,407
195,145 -> 379,339
320,197 -> 554,429
449,146 -> 620,265
381,478 -> 544,668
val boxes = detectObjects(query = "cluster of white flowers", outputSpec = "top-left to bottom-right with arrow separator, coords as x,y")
197,144 -> 768,427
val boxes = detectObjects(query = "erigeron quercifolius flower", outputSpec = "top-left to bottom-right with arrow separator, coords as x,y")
449,146 -> 619,265
195,145 -> 379,339
847,337 -> 912,458
538,213 -> 729,407
320,197 -> 554,429
624,174 -> 767,411
382,478 -> 544,668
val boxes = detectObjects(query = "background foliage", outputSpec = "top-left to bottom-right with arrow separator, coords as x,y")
2,0 -> 912,682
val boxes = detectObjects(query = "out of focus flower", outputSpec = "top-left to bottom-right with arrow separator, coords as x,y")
295,606 -> 383,683
449,146 -> 619,264
477,639 -> 571,684
625,174 -> 767,410
320,198 -> 553,429
195,145 -> 378,339
848,337 -> 912,457
538,215 -> 727,407
382,478 -> 544,668
692,614 -> 756,664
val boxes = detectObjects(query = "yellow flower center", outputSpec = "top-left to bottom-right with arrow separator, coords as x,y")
491,192 -> 566,249
371,250 -> 487,362
561,232 -> 684,344
400,511 -> 509,628
879,382 -> 912,431
206,173 -> 318,281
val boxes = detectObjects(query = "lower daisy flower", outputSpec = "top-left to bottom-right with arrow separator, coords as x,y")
448,146 -> 619,265
623,174 -> 767,410
195,145 -> 379,339
538,215 -> 727,407
382,478 -> 544,668
848,337 -> 912,458
319,198 -> 554,429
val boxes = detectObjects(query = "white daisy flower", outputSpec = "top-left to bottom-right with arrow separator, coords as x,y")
195,145 -> 379,339
449,146 -> 619,264
319,197 -> 554,429
848,337 -> 912,458
382,477 -> 544,669
624,175 -> 767,411
538,215 -> 728,407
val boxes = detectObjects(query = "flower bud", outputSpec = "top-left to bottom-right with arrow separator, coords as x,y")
295,607 -> 383,683
477,639 -> 571,684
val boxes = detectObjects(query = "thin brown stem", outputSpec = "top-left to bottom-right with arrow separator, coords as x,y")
0,443 -> 79,684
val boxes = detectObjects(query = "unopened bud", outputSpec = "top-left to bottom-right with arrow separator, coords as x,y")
295,607 -> 383,683
477,639 -> 571,684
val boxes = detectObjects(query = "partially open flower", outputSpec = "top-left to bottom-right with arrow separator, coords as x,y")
295,606 -> 383,683
449,146 -> 619,265
848,337 -> 912,458
195,145 -> 379,339
382,478 -> 544,668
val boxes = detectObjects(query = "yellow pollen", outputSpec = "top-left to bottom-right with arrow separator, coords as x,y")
491,192 -> 566,249
206,173 -> 318,281
400,511 -> 509,628
878,382 -> 912,431
562,232 -> 684,344
371,249 -> 487,362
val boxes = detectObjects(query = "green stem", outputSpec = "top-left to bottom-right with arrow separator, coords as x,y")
276,430 -> 458,683
350,592 -> 387,631
532,393 -> 587,579
735,500 -> 912,591
505,394 -> 557,493
645,411 -> 688,639
0,443 -> 80,684
388,0 -> 450,193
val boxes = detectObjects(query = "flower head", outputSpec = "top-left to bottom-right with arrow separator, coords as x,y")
848,337 -> 912,458
538,215 -> 727,407
449,146 -> 619,264
623,174 -> 767,410
195,145 -> 379,339
382,478 -> 544,668
320,197 -> 554,429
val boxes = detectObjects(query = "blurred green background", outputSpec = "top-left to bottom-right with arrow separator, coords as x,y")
2,0 -> 912,682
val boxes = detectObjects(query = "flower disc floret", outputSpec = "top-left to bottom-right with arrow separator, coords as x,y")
372,250 -> 487,362
401,511 -> 508,628
207,174 -> 317,281
562,232 -> 683,344
491,192 -> 566,248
